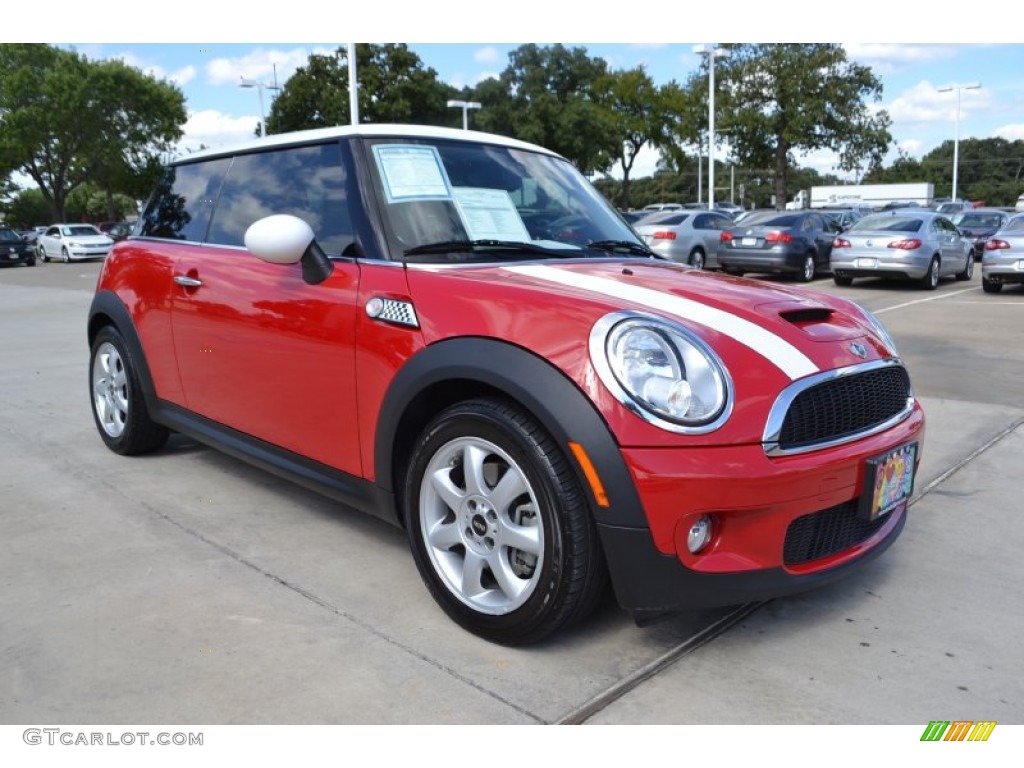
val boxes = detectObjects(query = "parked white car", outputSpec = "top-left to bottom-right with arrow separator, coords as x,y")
37,224 -> 114,262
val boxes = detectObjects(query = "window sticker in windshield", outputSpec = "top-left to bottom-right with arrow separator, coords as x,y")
373,145 -> 453,203
453,188 -> 532,241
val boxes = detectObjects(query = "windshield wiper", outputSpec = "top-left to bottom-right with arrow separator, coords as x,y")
585,239 -> 661,258
403,239 -> 580,258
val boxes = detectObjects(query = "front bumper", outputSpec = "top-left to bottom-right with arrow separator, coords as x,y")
598,401 -> 925,612
1,249 -> 33,266
67,246 -> 112,260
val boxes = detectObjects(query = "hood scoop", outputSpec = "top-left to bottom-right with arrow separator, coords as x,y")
779,307 -> 835,326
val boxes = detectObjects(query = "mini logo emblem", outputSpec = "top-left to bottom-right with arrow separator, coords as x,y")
850,342 -> 868,359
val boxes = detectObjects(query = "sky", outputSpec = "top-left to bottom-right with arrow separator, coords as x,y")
7,2 -> 1024,187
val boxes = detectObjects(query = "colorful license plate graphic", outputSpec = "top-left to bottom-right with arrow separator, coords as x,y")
858,442 -> 917,521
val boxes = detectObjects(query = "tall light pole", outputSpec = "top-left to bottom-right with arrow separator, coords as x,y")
239,78 -> 280,137
447,99 -> 481,130
937,82 -> 980,203
348,43 -> 359,125
694,44 -> 729,208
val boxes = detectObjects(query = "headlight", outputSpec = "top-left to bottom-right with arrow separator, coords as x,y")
859,307 -> 899,356
590,312 -> 732,433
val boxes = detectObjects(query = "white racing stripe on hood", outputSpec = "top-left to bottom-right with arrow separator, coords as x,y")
507,264 -> 819,381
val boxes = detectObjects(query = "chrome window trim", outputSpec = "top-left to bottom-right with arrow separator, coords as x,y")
762,358 -> 915,456
588,310 -> 734,435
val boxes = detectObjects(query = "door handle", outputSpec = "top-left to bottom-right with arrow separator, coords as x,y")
173,275 -> 202,288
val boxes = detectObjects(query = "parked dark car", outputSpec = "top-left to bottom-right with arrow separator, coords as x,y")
718,210 -> 840,282
0,226 -> 36,267
952,208 -> 1010,261
106,222 -> 135,242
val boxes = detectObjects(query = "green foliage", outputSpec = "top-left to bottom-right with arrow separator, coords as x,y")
472,44 -> 621,176
0,44 -> 186,221
265,44 -> 456,134
4,187 -> 50,229
867,138 -> 1024,206
689,44 -> 891,208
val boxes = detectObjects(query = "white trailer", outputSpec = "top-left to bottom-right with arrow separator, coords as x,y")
787,183 -> 935,210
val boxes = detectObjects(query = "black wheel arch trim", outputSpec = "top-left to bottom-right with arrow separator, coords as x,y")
88,290 -> 158,399
374,336 -> 647,529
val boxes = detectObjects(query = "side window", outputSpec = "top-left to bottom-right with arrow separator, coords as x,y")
139,159 -> 230,242
206,143 -> 353,255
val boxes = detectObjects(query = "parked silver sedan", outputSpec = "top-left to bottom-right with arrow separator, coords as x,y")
830,210 -> 974,290
633,209 -> 734,269
981,213 -> 1024,293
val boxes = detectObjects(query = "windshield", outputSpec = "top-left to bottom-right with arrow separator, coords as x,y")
0,228 -> 22,242
737,212 -> 799,228
366,138 -> 641,261
851,215 -> 923,233
953,213 -> 1004,228
63,225 -> 102,236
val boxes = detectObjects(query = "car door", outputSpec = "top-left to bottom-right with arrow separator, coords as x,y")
168,141 -> 365,476
935,217 -> 965,275
40,226 -> 61,258
697,213 -> 731,266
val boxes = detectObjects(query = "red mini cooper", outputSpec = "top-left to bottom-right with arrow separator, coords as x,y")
88,125 -> 925,645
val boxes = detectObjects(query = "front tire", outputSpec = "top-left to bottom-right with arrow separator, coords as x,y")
403,398 -> 606,645
61,247 -> 70,263
89,326 -> 169,455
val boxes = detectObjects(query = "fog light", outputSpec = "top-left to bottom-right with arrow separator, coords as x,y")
687,515 -> 713,554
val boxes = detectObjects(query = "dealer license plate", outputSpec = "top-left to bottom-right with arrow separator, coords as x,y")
858,442 -> 917,522
855,258 -> 876,268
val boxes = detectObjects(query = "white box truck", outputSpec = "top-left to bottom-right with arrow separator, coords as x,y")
787,183 -> 935,210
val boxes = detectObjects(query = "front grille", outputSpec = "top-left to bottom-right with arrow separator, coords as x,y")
778,366 -> 910,450
784,501 -> 891,566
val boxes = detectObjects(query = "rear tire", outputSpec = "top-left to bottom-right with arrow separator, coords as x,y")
982,277 -> 1003,294
688,248 -> 706,270
956,251 -> 974,281
403,397 -> 607,645
89,326 -> 169,455
833,274 -> 854,287
797,253 -> 815,283
919,256 -> 940,290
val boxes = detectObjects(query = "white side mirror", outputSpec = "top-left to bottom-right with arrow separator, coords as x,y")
244,215 -> 315,265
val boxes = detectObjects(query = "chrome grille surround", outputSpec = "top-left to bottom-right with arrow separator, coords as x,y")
763,358 -> 915,456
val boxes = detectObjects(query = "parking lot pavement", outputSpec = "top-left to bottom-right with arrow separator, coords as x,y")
1,265 -> 1022,726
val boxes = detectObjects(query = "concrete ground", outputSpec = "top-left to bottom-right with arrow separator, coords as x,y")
1,261 -> 1021,740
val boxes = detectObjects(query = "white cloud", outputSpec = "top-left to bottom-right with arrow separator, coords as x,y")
884,80 -> 990,125
474,46 -> 500,64
108,52 -> 195,86
995,123 -> 1024,141
178,109 -> 260,154
843,44 -> 959,74
205,47 -> 336,87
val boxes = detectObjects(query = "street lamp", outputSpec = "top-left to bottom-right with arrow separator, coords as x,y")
446,99 -> 481,130
694,44 -> 729,208
937,82 -> 980,203
239,77 -> 280,137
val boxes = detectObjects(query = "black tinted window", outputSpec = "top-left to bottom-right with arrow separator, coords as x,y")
139,159 -> 230,241
206,143 -> 353,254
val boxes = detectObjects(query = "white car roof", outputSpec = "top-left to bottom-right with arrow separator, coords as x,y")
177,124 -> 561,164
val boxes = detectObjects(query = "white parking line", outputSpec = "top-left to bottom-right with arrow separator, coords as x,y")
874,287 -> 978,315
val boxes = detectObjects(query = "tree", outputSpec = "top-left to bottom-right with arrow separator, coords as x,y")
689,44 -> 892,209
596,68 -> 685,210
473,44 -> 620,176
4,187 -> 50,229
0,44 -> 186,222
265,44 -> 455,134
